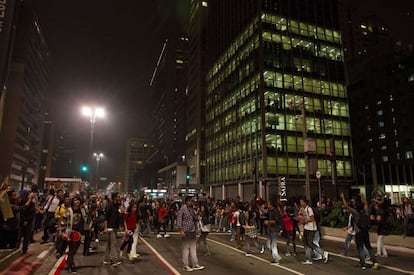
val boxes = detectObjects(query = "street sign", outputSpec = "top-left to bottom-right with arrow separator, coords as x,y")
316,170 -> 321,179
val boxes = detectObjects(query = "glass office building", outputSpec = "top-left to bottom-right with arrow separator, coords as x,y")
205,0 -> 352,201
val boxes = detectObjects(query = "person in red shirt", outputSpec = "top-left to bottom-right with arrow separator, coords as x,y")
282,205 -> 296,256
156,202 -> 170,238
119,202 -> 138,260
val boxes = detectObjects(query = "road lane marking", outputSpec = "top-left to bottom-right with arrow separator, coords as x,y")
140,237 -> 181,275
37,249 -> 50,259
207,238 -> 305,275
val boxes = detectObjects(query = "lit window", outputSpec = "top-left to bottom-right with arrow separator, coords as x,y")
394,129 -> 398,136
392,117 -> 396,124
382,156 -> 389,162
408,74 -> 414,82
389,94 -> 394,101
379,133 -> 386,139
368,138 -> 373,142
378,121 -> 384,127
381,145 -> 387,150
397,153 -> 400,160
406,151 -> 413,159
202,1 -> 208,7
364,105 -> 369,110
391,108 -> 395,112
396,141 -> 399,148
370,148 -> 374,153
367,125 -> 371,131
361,24 -> 367,29
377,110 -> 383,116
376,100 -> 382,105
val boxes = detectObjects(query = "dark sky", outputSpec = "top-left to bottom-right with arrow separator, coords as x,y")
29,0 -> 412,181
32,0 -> 169,179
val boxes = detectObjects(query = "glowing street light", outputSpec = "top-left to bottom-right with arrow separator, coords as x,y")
93,152 -> 104,191
81,106 -> 105,183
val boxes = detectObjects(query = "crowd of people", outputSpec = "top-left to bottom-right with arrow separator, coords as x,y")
1,179 -> 414,273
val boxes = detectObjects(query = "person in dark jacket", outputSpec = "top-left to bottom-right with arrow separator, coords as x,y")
18,190 -> 36,254
103,192 -> 122,267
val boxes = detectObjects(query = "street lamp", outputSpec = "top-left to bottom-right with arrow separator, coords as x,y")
288,99 -> 312,202
81,106 -> 105,182
93,152 -> 104,191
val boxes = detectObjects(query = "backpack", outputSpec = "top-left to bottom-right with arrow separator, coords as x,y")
357,211 -> 370,230
238,210 -> 245,226
312,207 -> 321,223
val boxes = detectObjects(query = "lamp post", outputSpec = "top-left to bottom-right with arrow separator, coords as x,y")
93,152 -> 104,191
288,99 -> 311,202
81,106 -> 105,183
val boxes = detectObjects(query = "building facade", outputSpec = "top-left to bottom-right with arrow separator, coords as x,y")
205,0 -> 352,202
186,0 -> 208,186
0,3 -> 50,190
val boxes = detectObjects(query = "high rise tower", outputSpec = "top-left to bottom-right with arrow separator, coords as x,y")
205,0 -> 352,201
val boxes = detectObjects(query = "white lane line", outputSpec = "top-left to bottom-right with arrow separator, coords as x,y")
37,249 -> 50,259
207,238 -> 305,275
140,237 -> 181,275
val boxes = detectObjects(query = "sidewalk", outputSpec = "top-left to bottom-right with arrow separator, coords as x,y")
321,226 -> 414,255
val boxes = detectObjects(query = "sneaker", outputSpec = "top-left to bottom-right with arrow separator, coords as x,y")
95,239 -> 99,243
313,255 -> 323,261
229,239 -> 235,242
132,253 -> 140,258
119,250 -> 124,257
260,246 -> 265,254
164,234 -> 171,238
68,265 -> 77,273
204,252 -> 212,256
372,263 -> 379,270
245,253 -> 252,257
193,265 -> 205,271
270,260 -> 279,265
301,260 -> 313,265
285,252 -> 291,256
103,260 -> 112,265
323,251 -> 329,263
112,260 -> 122,267
183,266 -> 193,272
157,234 -> 163,238
128,254 -> 134,261
361,266 -> 367,270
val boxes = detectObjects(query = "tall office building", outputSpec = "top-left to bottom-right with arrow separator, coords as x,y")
205,0 -> 352,201
186,0 -> 208,185
124,138 -> 154,193
150,37 -> 189,165
0,3 -> 50,190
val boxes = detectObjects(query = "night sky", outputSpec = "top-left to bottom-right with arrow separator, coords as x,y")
30,0 -> 413,180
32,0 -> 171,179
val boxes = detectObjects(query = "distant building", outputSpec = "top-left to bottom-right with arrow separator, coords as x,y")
205,0 -> 352,201
124,138 -> 154,193
150,36 -> 189,170
0,3 -> 51,190
186,0 -> 208,187
348,46 -> 414,202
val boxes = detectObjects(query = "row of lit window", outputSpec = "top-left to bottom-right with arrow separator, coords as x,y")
206,157 -> 352,181
206,116 -> 350,152
261,13 -> 342,45
262,31 -> 343,62
263,71 -> 347,98
209,21 -> 258,79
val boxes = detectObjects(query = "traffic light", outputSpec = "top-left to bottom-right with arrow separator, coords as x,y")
81,164 -> 89,173
186,167 -> 190,184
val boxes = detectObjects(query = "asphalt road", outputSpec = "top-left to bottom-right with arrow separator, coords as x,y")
12,230 -> 414,275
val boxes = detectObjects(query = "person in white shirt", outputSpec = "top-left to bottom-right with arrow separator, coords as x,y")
298,198 -> 328,265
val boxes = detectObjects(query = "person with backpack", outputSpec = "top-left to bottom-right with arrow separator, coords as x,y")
281,205 -> 296,256
340,192 -> 379,270
298,198 -> 328,265
243,203 -> 265,257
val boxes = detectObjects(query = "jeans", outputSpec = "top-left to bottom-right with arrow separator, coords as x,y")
376,234 -> 388,256
182,232 -> 198,267
267,231 -> 281,261
284,231 -> 296,254
245,236 -> 263,253
355,229 -> 377,266
130,223 -> 141,256
105,229 -> 120,262
303,229 -> 324,261
67,240 -> 80,267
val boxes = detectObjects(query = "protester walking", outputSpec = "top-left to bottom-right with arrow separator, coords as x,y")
177,197 -> 205,272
